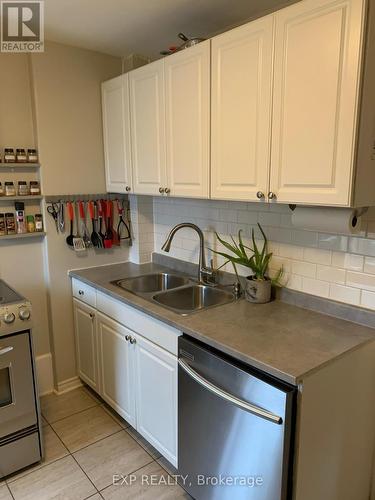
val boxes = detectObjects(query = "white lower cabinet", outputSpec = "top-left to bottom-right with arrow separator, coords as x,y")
97,312 -> 136,427
73,291 -> 179,467
134,333 -> 177,466
73,299 -> 99,392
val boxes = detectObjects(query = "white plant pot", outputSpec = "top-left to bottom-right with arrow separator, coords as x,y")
245,276 -> 272,304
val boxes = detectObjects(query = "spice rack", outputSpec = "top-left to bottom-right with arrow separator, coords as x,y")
0,161 -> 44,242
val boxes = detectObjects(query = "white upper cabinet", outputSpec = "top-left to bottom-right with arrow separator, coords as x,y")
129,60 -> 167,195
211,16 -> 274,201
270,0 -> 365,206
102,74 -> 132,193
165,40 -> 210,198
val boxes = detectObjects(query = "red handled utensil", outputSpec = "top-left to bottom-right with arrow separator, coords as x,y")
66,201 -> 75,247
104,200 -> 113,248
89,201 -> 102,248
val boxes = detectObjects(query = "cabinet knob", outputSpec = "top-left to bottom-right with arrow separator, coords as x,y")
129,336 -> 137,345
78,290 -> 84,296
268,191 -> 277,200
125,335 -> 130,341
159,187 -> 165,194
256,191 -> 265,199
125,186 -> 131,192
164,187 -> 170,194
89,313 -> 95,319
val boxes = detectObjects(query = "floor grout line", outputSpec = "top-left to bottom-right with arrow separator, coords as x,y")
98,458 -> 156,495
71,428 -> 125,455
46,424 -> 101,498
43,401 -> 99,426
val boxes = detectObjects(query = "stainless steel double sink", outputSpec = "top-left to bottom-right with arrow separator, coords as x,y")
111,272 -> 235,315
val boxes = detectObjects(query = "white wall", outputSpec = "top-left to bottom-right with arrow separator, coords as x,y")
29,42 -> 129,387
154,197 -> 375,310
0,53 -> 50,357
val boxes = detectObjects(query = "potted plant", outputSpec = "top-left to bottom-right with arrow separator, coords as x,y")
211,223 -> 283,304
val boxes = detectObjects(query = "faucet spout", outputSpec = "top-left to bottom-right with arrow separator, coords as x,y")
161,223 -> 214,284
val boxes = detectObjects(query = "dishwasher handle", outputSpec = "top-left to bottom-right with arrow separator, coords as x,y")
178,358 -> 283,425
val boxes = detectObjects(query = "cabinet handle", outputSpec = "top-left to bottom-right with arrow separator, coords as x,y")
78,290 -> 84,296
164,187 -> 170,194
268,192 -> 277,200
125,335 -> 130,341
129,336 -> 137,344
256,191 -> 265,199
89,313 -> 95,319
125,186 -> 131,192
159,187 -> 165,194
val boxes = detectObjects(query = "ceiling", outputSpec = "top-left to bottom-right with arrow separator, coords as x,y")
44,0 -> 297,59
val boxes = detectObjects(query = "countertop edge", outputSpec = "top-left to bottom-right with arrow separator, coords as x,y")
69,269 -> 375,386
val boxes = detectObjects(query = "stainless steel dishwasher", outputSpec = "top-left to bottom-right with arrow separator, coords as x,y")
178,336 -> 296,500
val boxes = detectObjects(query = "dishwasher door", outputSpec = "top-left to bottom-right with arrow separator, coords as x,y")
178,336 -> 295,500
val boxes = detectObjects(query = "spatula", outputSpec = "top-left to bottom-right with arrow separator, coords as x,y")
73,201 -> 86,252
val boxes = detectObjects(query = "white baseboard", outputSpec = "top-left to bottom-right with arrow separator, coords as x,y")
54,376 -> 82,395
35,353 -> 54,396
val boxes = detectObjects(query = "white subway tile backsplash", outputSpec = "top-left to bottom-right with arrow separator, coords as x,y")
302,277 -> 330,298
292,229 -> 318,247
331,252 -> 364,271
151,196 -> 375,312
346,271 -> 375,292
316,265 -> 346,284
292,261 -> 316,278
360,290 -> 375,310
237,211 -> 258,224
329,284 -> 360,305
318,234 -> 348,251
363,257 -> 375,275
303,247 -> 331,265
278,243 -> 304,260
257,212 -> 281,226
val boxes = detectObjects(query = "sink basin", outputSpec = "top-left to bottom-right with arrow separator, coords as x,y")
113,273 -> 190,294
153,284 -> 234,314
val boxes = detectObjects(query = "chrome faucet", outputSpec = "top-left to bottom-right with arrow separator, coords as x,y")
161,223 -> 216,284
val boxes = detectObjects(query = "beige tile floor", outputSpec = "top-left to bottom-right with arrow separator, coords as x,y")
1,386 -> 190,500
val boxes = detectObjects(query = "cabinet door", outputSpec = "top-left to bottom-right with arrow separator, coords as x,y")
165,41 -> 210,198
102,74 -> 132,193
134,334 -> 177,467
129,60 -> 167,195
211,16 -> 274,201
73,299 -> 98,391
270,0 -> 365,205
97,312 -> 136,426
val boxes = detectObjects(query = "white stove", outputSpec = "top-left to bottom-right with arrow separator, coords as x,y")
0,281 -> 32,336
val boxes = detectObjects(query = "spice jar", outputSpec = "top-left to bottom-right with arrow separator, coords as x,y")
29,181 -> 41,195
26,215 -> 35,233
16,148 -> 27,162
27,149 -> 38,163
15,202 -> 27,234
4,148 -> 15,163
0,214 -> 5,236
35,214 -> 43,232
5,213 -> 16,234
17,181 -> 30,196
4,182 -> 16,197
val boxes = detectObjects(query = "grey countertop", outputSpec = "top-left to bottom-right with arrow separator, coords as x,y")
69,262 -> 375,385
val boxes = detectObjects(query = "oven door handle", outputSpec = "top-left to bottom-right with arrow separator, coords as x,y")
178,358 -> 283,425
0,346 -> 14,356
